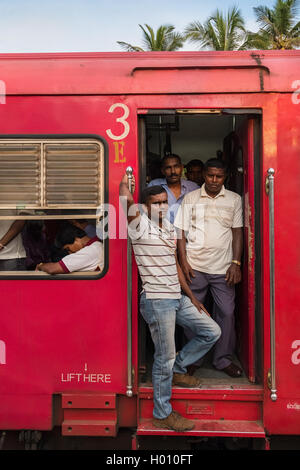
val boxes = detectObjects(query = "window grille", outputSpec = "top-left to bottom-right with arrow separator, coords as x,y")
0,139 -> 104,210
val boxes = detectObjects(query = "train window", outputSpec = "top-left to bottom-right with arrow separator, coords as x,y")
0,138 -> 106,278
0,140 -> 104,209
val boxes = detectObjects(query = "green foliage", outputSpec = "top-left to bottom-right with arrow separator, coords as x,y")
249,0 -> 300,49
184,6 -> 250,50
117,24 -> 185,52
117,2 -> 300,52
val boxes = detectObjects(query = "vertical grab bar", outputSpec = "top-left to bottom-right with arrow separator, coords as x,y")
267,168 -> 277,401
126,166 -> 133,397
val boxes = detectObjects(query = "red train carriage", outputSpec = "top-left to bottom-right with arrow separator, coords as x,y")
0,50 -> 299,449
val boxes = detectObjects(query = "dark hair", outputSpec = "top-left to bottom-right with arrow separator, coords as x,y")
140,185 -> 167,204
55,223 -> 86,248
204,158 -> 227,172
185,159 -> 204,171
161,154 -> 182,168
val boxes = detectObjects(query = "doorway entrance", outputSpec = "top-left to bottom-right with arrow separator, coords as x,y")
138,109 -> 262,387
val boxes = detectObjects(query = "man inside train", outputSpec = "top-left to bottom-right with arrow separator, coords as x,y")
185,159 -> 204,187
119,173 -> 221,432
174,158 -> 243,378
147,154 -> 198,224
35,223 -> 103,274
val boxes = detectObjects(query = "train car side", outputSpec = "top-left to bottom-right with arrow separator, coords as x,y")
0,51 -> 299,446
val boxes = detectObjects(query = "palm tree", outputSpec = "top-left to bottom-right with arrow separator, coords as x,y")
117,24 -> 185,52
184,6 -> 250,50
248,0 -> 300,49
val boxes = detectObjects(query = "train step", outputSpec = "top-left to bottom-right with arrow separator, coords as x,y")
138,384 -> 264,431
61,393 -> 118,437
137,418 -> 265,438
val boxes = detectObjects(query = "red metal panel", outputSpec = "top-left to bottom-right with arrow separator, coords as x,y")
0,94 -> 139,430
117,395 -> 138,428
137,419 -> 265,438
139,385 -> 263,400
62,419 -> 117,437
0,51 -> 298,95
62,393 -> 116,409
235,118 -> 257,381
63,409 -> 117,421
263,94 -> 300,434
139,386 -> 263,422
0,395 -> 52,430
140,398 -> 262,422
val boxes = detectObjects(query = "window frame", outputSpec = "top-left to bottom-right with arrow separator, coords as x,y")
0,134 -> 109,280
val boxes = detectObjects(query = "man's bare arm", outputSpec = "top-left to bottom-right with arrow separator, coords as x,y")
176,229 -> 195,283
0,220 -> 25,250
119,174 -> 140,224
176,254 -> 209,316
225,227 -> 243,286
36,262 -> 65,275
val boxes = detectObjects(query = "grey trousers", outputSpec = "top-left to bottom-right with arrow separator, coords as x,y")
185,270 -> 236,370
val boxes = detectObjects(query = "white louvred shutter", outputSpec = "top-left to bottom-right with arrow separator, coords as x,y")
0,140 -> 104,210
44,143 -> 103,208
0,143 -> 40,208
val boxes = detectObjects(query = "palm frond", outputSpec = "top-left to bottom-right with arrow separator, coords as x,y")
118,23 -> 185,52
116,41 -> 144,52
252,0 -> 300,49
184,21 -> 205,44
139,24 -> 156,50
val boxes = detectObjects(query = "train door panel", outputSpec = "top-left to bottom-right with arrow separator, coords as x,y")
224,115 -> 260,382
263,95 -> 300,435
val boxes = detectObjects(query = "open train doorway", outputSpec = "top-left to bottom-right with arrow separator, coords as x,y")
138,109 -> 262,387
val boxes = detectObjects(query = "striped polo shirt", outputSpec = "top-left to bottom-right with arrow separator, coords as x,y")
128,213 -> 181,299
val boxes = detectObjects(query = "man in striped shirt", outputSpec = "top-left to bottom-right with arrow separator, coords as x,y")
119,174 -> 221,432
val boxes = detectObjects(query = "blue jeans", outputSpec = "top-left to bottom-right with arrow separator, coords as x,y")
140,293 -> 221,419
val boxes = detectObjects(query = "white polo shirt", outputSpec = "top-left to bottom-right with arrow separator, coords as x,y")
59,237 -> 104,273
174,185 -> 243,275
0,210 -> 26,260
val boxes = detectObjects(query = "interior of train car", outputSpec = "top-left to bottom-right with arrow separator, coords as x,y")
138,109 -> 262,388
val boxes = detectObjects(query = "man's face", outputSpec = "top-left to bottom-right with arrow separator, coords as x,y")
161,157 -> 183,185
204,167 -> 226,196
186,165 -> 203,185
63,237 -> 84,254
145,192 -> 169,224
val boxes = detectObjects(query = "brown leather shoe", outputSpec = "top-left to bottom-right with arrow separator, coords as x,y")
153,411 -> 195,432
172,372 -> 201,387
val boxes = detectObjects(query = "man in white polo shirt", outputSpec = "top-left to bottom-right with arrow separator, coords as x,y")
175,158 -> 243,378
119,173 -> 221,432
36,223 -> 103,274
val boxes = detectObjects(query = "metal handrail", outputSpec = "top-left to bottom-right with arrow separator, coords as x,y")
126,166 -> 133,398
267,168 -> 277,401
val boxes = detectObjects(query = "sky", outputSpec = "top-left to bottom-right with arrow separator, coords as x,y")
0,0 -> 278,53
